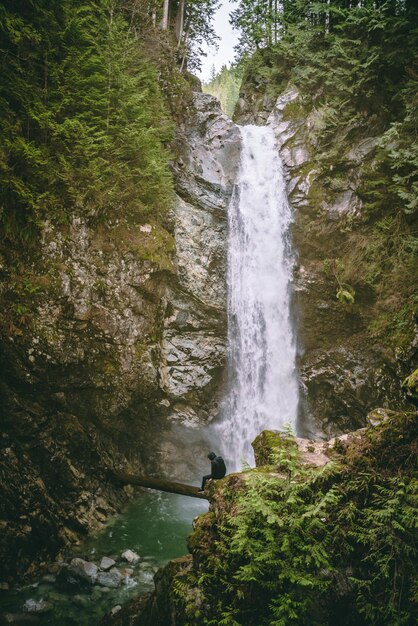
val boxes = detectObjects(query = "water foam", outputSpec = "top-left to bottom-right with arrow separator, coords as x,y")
219,125 -> 299,470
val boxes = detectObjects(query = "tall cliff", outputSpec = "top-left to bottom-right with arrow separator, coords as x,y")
1,1 -> 416,593
0,91 -> 240,581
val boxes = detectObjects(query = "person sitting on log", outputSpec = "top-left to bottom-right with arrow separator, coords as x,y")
200,452 -> 226,492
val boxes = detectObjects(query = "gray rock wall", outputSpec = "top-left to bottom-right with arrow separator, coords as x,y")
0,92 -> 240,580
265,87 -> 409,436
162,94 -> 240,429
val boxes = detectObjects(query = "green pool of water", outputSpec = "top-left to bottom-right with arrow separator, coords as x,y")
0,491 -> 208,625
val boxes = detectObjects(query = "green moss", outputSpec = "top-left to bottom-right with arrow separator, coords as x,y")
403,368 -> 418,392
402,369 -> 418,405
253,429 -> 298,467
368,299 -> 416,349
187,512 -> 216,553
92,279 -> 107,299
94,355 -> 119,378
134,342 -> 149,359
283,99 -> 306,121
111,221 -> 175,272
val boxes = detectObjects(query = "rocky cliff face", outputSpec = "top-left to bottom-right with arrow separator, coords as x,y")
0,92 -> 240,580
161,93 -> 240,427
235,86 -> 415,437
156,93 -> 240,480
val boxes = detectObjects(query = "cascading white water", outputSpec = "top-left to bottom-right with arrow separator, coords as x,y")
219,125 -> 299,470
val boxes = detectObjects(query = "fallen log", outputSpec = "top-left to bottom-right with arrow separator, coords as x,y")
112,470 -> 208,500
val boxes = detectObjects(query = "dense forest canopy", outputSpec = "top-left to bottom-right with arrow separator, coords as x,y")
0,0 -> 219,248
202,64 -> 242,116
231,0 -> 417,54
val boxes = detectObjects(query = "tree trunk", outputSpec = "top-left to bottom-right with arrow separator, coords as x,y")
267,0 -> 273,46
106,6 -> 114,134
162,0 -> 170,30
176,0 -> 186,45
111,469 -> 209,500
274,0 -> 278,43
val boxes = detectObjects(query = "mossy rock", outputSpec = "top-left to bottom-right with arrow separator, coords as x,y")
407,368 -> 418,389
187,512 -> 215,554
252,429 -> 298,467
366,407 -> 399,428
402,368 -> 418,404
184,72 -> 202,93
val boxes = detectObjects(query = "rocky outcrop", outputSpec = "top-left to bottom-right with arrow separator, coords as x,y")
0,92 -> 240,580
103,410 -> 417,626
152,93 -> 240,483
162,95 -> 241,419
155,93 -> 240,480
100,556 -> 193,626
235,85 -> 415,436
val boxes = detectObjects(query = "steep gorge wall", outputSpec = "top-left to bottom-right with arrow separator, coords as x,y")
0,92 -> 240,580
1,70 -> 415,583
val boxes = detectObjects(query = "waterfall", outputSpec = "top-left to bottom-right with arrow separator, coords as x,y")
219,125 -> 299,471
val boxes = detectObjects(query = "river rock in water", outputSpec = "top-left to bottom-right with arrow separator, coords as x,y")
96,569 -> 124,589
121,550 -> 140,565
100,557 -> 116,571
23,599 -> 51,614
69,558 -> 98,583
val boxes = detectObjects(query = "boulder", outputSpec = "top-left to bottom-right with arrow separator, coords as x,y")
121,550 -> 140,565
110,606 -> 122,616
56,559 -> 98,590
69,558 -> 98,583
22,599 -> 51,614
96,569 -> 124,589
99,557 -> 116,571
366,407 -> 397,427
252,430 -> 331,470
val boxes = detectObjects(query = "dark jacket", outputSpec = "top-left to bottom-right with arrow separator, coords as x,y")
211,456 -> 226,479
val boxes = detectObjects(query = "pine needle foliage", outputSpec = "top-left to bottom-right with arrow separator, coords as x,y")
0,0 -> 173,246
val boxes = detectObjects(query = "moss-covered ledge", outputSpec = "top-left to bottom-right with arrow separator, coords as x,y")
102,410 -> 417,626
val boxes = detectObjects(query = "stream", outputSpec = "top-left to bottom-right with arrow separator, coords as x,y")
0,492 -> 208,625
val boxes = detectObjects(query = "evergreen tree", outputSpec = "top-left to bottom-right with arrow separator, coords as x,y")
177,0 -> 221,71
203,64 -> 242,117
0,0 -> 173,245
